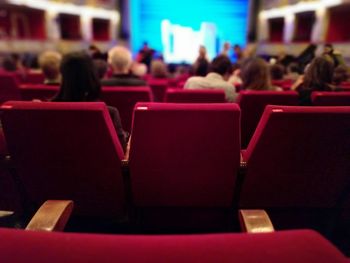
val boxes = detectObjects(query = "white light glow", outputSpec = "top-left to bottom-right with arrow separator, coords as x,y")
7,0 -> 119,21
259,0 -> 341,19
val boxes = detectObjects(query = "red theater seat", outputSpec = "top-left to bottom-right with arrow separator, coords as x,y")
0,102 -> 125,219
0,229 -> 347,262
236,91 -> 298,148
311,91 -> 350,106
165,89 -> 226,103
271,79 -> 293,90
19,84 -> 59,101
0,73 -> 21,104
101,87 -> 151,132
240,105 -> 350,231
147,79 -> 168,102
23,72 -> 45,84
129,103 -> 240,229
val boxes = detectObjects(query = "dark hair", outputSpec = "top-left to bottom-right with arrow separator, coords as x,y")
270,64 -> 285,80
209,55 -> 232,76
241,57 -> 271,90
333,65 -> 349,85
287,62 -> 300,74
303,56 -> 334,91
53,51 -> 101,102
193,58 -> 209,76
2,56 -> 17,71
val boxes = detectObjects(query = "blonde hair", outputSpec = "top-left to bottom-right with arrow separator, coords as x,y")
108,46 -> 132,72
150,60 -> 168,78
38,51 -> 62,80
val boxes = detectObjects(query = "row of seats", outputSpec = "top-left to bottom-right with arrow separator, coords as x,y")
0,228 -> 348,262
1,102 -> 349,234
6,83 -> 350,146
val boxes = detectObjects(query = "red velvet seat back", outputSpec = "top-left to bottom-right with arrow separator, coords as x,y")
0,228 -> 346,263
147,79 -> 168,102
129,103 -> 240,207
101,87 -> 151,132
1,102 -> 125,218
311,91 -> 350,106
240,105 -> 350,208
23,72 -> 45,84
0,73 -> 21,104
19,84 -> 59,101
236,91 -> 298,148
165,89 -> 226,103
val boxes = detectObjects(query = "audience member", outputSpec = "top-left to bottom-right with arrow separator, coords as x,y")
192,46 -> 209,76
150,59 -> 169,78
240,57 -> 281,91
228,63 -> 242,85
323,43 -> 345,67
131,62 -> 148,78
285,62 -> 300,82
333,64 -> 349,86
2,55 -> 17,72
232,44 -> 243,63
93,59 -> 109,80
102,46 -> 147,86
221,42 -> 231,57
136,42 -> 154,70
270,64 -> 285,81
38,51 -> 62,85
184,55 -> 236,102
52,51 -> 128,150
292,56 -> 335,105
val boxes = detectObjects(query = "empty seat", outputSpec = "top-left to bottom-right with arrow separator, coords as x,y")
237,91 -> 298,148
101,87 -> 151,132
129,103 -> 240,229
240,105 -> 350,231
312,91 -> 350,106
1,102 -> 125,219
165,89 -> 226,103
0,228 -> 347,262
19,84 -> 59,101
0,73 -> 21,104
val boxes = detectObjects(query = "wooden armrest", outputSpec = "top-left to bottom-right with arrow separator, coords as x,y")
122,135 -> 132,166
239,209 -> 275,233
25,200 -> 73,232
0,211 -> 14,218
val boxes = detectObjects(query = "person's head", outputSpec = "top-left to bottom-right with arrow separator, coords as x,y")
233,44 -> 241,52
270,63 -> 285,80
303,56 -> 334,91
38,51 -> 62,82
53,51 -> 100,102
209,55 -> 233,80
287,62 -> 300,74
2,56 -> 17,71
333,64 -> 349,85
240,57 -> 271,90
150,59 -> 168,78
324,43 -> 334,55
223,42 -> 230,52
93,59 -> 108,79
193,58 -> 209,76
108,46 -> 132,74
131,63 -> 148,77
199,45 -> 207,58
